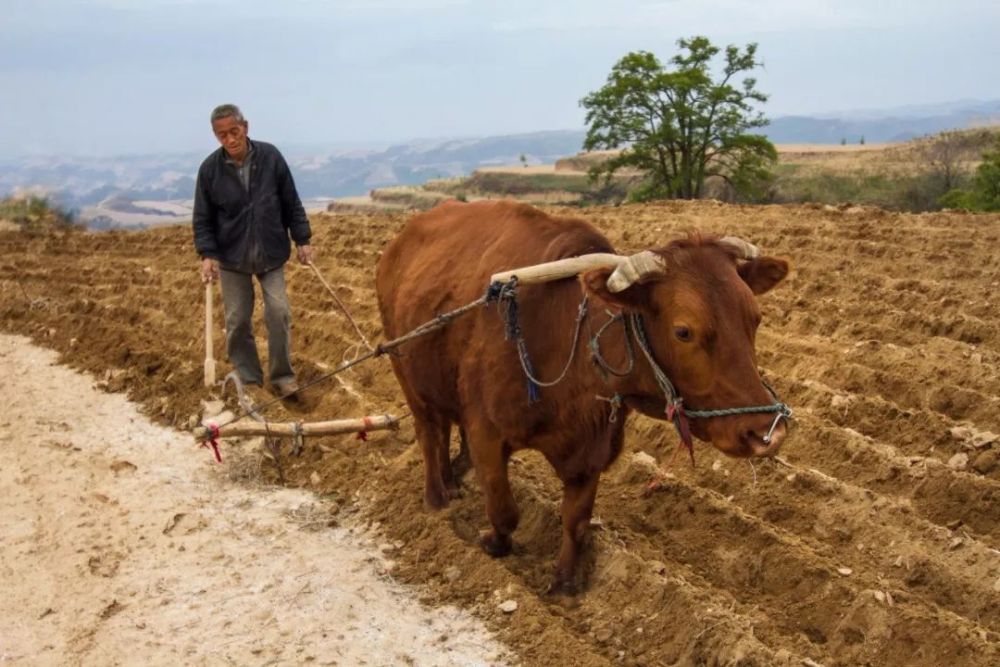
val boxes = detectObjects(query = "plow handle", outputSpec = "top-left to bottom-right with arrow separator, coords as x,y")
204,282 -> 216,387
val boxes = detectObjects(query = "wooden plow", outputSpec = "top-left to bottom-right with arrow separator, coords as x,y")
195,253 -> 638,475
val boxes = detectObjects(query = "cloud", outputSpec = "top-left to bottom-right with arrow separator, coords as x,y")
490,0 -> 999,34
1,0 -> 998,155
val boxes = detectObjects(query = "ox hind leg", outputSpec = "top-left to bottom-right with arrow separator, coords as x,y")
451,426 -> 472,480
466,419 -> 518,557
437,423 -> 468,498
552,472 -> 601,595
412,411 -> 453,510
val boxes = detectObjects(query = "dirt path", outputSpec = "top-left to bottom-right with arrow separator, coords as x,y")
0,334 -> 510,667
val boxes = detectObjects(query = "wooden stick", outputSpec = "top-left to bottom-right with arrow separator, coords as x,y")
490,253 -> 624,285
204,282 -> 216,387
194,413 -> 400,441
307,262 -> 374,351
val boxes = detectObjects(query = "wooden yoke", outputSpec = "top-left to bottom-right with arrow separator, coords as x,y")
489,253 -> 624,286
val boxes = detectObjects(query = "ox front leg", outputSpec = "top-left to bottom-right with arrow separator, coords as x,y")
551,473 -> 601,595
467,423 -> 519,558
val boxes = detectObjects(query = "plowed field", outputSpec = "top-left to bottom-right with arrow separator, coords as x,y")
3,200 -> 1000,666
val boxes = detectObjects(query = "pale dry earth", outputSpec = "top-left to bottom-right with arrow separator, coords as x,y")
0,335 -> 510,667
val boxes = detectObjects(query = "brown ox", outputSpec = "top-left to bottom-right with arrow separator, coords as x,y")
376,200 -> 789,592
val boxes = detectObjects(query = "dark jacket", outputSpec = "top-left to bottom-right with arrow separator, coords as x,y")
192,139 -> 311,274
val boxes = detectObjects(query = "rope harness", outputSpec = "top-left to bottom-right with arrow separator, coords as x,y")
492,280 -> 792,462
199,274 -> 791,467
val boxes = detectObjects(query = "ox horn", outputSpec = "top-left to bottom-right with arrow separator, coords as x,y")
719,236 -> 761,260
606,250 -> 666,293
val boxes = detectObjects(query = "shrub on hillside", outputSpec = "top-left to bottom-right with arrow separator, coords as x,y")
0,195 -> 79,234
939,136 -> 1000,212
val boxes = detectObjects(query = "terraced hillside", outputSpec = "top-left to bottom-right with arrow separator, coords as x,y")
2,200 -> 999,666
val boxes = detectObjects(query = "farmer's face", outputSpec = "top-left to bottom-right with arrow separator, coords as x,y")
212,116 -> 249,162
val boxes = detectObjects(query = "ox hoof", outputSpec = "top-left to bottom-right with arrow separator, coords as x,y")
424,489 -> 450,511
478,530 -> 512,558
547,577 -> 579,598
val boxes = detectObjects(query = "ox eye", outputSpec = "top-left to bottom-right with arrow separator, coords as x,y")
674,326 -> 693,342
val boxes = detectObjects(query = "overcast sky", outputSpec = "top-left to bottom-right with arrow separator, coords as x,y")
2,0 -> 998,157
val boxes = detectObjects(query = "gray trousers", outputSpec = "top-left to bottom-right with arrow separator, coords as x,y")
219,266 -> 294,386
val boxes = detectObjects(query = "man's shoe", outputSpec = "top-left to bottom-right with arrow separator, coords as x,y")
272,379 -> 301,399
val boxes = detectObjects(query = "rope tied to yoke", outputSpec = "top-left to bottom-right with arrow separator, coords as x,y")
197,270 -> 791,469
491,281 -> 792,463
589,311 -> 635,379
491,277 -> 590,403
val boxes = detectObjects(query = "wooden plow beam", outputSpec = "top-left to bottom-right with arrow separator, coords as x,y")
193,414 -> 401,442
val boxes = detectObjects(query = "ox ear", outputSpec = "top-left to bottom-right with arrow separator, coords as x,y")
738,257 -> 789,295
580,267 -> 650,310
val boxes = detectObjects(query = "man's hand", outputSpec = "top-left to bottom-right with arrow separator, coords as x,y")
200,257 -> 220,283
296,244 -> 314,265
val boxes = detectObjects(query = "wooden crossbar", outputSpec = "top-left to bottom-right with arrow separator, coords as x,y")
194,414 -> 400,441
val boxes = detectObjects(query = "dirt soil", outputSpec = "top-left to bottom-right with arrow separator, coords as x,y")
3,199 -> 1000,666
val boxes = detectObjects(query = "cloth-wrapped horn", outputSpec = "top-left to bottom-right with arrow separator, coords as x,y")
606,250 -> 666,293
719,236 -> 761,260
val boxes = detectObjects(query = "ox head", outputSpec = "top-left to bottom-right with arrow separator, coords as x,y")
581,236 -> 790,458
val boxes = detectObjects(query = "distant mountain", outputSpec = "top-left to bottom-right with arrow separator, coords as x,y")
762,99 -> 1000,144
287,130 -> 587,203
0,154 -> 202,215
3,99 -> 998,226
819,99 -> 1000,120
0,130 -> 587,220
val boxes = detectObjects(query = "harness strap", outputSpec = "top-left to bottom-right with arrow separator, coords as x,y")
496,278 -> 590,402
494,281 -> 792,461
589,312 -> 635,378
629,313 -> 792,458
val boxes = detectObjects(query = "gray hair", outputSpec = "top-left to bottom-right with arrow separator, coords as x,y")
210,104 -> 245,124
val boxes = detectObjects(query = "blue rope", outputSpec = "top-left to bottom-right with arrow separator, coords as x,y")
493,278 -> 542,402
518,341 -> 542,403
484,280 -> 505,304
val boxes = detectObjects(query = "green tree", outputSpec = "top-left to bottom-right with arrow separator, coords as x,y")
580,36 -> 776,201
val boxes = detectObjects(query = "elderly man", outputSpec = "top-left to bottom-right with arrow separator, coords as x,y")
192,103 -> 312,398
